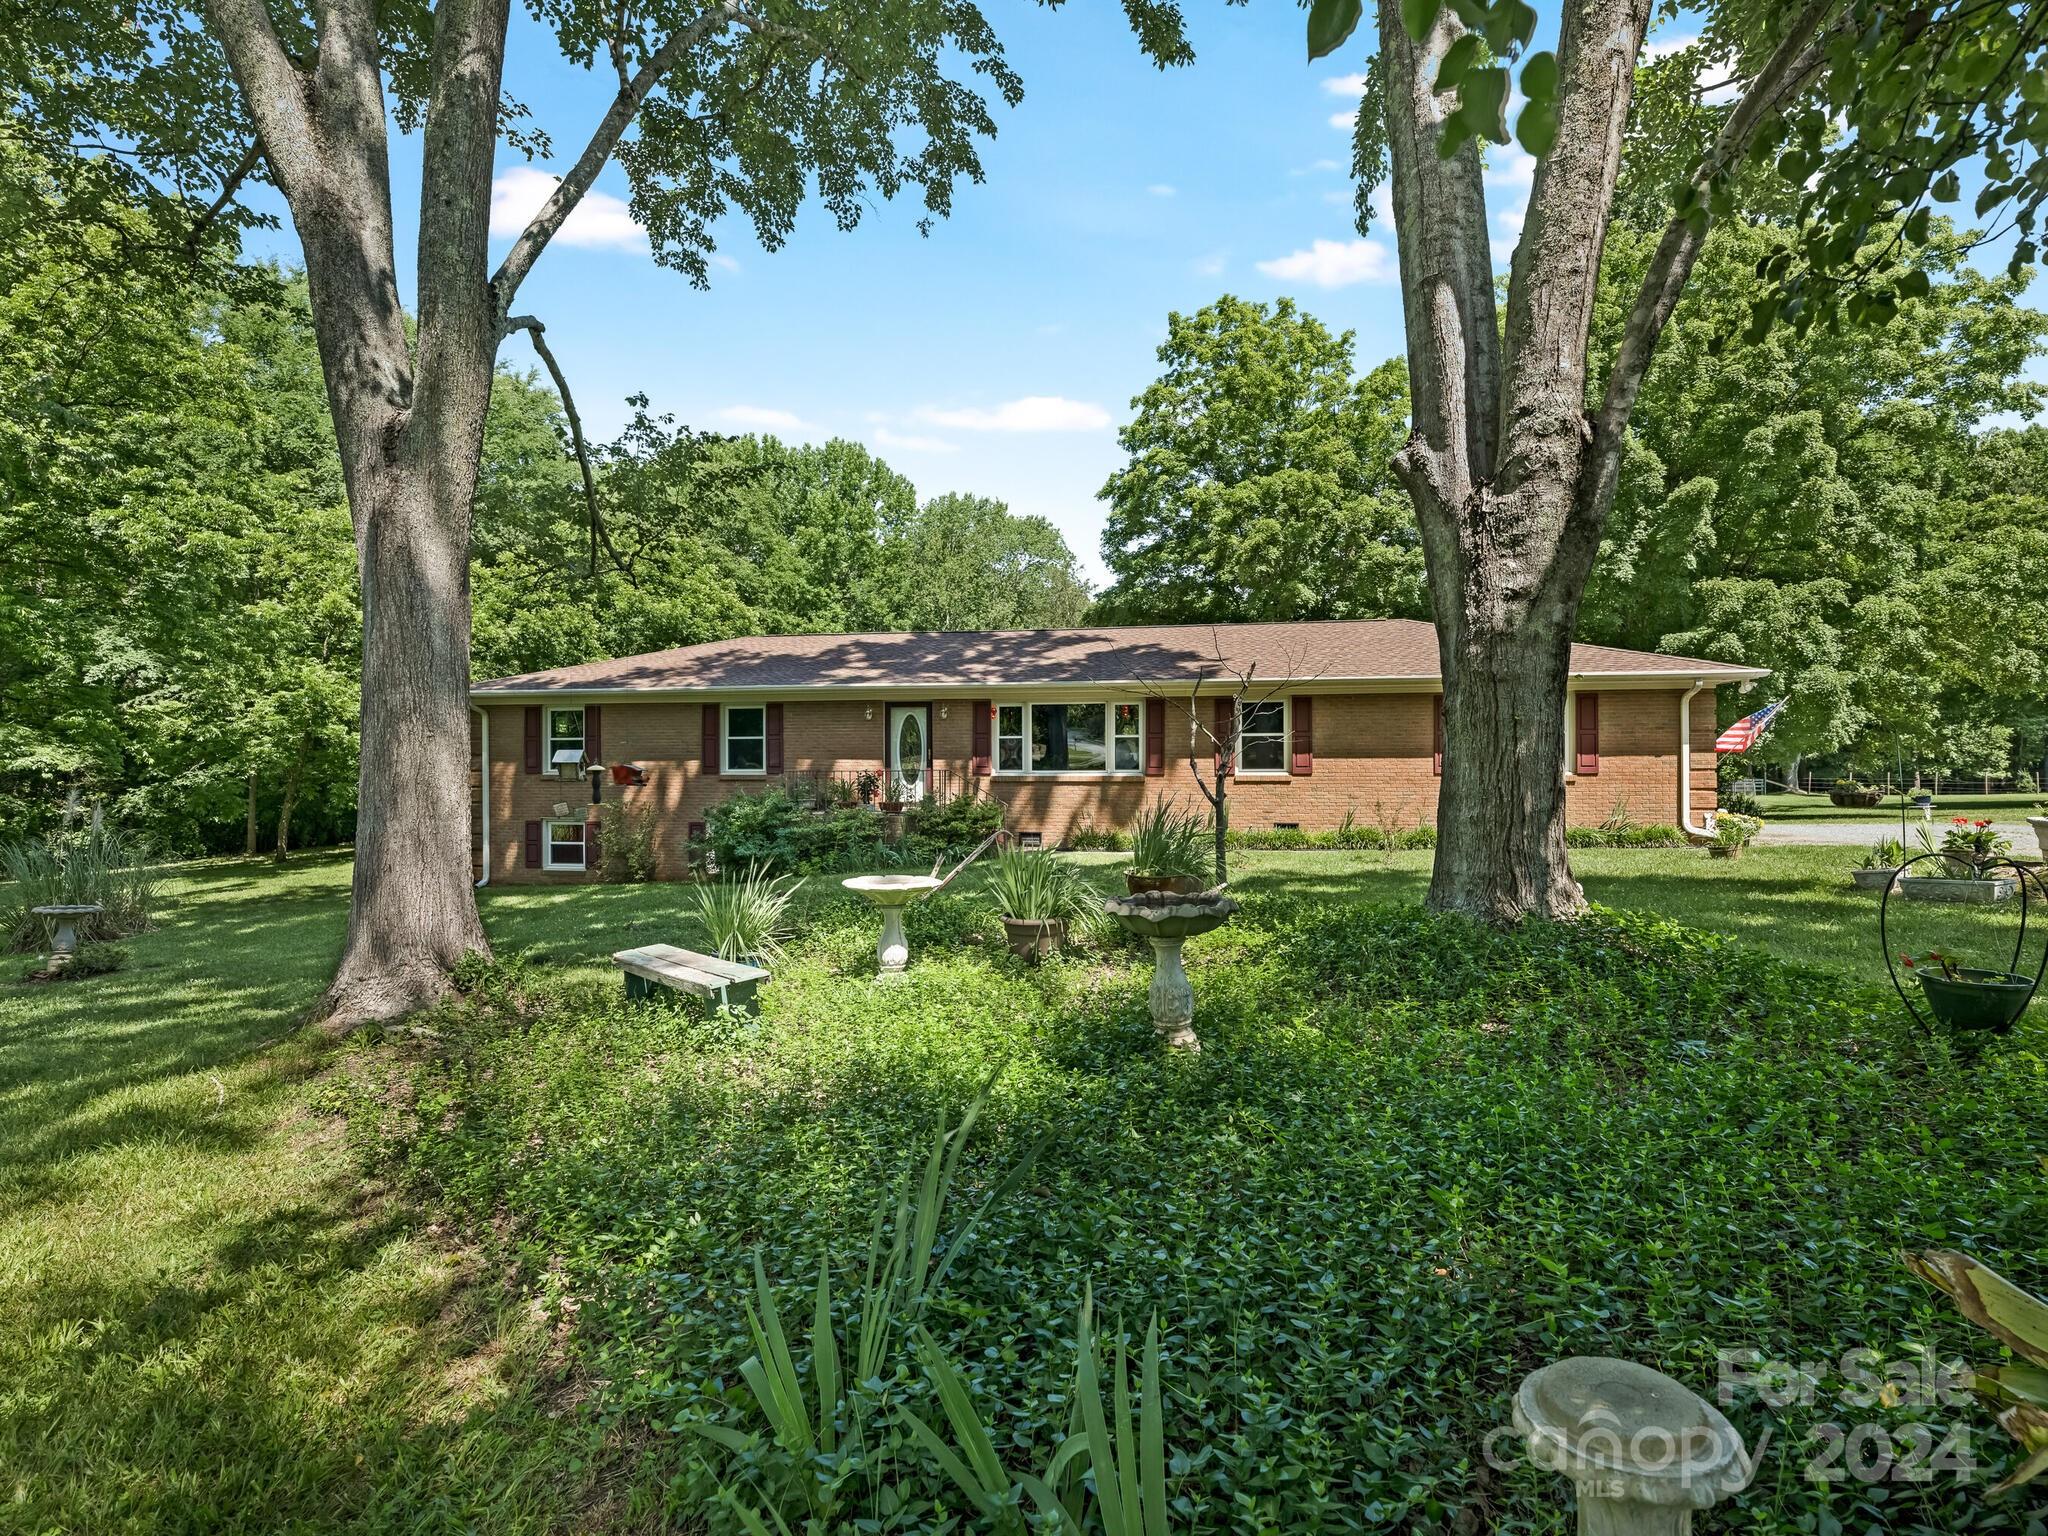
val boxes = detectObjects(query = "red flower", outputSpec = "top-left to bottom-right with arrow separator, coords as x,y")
1901,953 -> 1916,968
1953,816 -> 1970,826
1974,819 -> 1991,828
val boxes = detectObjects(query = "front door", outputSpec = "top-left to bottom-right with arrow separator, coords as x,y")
888,706 -> 927,802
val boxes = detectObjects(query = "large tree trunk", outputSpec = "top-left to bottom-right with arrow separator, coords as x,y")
245,771 -> 259,856
207,0 -> 505,1025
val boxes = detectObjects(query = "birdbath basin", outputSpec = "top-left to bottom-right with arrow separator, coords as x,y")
32,904 -> 102,972
1104,890 -> 1238,1050
841,874 -> 942,976
1513,1356 -> 1751,1533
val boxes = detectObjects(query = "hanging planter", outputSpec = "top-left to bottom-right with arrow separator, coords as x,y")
1880,852 -> 2046,1051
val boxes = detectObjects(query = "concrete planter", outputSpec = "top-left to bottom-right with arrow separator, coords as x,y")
1900,875 -> 2018,904
2029,816 -> 2048,860
999,916 -> 1065,961
1850,867 -> 1900,892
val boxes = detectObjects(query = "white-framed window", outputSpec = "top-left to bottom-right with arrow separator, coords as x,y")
543,819 -> 586,870
992,700 -> 1144,776
723,704 -> 767,774
1236,699 -> 1288,775
543,706 -> 585,776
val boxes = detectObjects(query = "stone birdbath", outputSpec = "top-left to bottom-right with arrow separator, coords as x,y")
841,874 -> 942,977
1103,888 -> 1239,1050
32,904 -> 102,973
1513,1356 -> 1751,1535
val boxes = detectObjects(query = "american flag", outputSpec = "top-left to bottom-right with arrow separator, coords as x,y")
1715,698 -> 1787,755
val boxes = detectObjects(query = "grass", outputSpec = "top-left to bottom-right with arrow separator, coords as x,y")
4,843 -> 2044,1532
0,852 -> 625,1535
1752,791 -> 2043,824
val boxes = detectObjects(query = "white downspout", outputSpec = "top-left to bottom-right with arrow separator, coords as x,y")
1678,680 -> 1715,840
471,705 -> 491,888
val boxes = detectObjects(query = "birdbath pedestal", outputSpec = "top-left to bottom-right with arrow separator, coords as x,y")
840,874 -> 942,977
1103,890 -> 1239,1050
1513,1356 -> 1751,1536
32,904 -> 103,973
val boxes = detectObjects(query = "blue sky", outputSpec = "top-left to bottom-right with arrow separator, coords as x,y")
244,3 -> 2042,588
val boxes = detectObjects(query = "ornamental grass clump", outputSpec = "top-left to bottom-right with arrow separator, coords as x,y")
688,862 -> 802,965
985,845 -> 1095,926
1126,799 -> 1210,883
0,825 -> 161,951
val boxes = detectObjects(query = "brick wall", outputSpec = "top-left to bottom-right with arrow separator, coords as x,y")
479,686 -> 1723,882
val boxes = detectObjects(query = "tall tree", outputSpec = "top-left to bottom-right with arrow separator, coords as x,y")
1095,296 -> 1422,623
1311,0 -> 2048,921
879,492 -> 1091,632
15,0 -> 1191,1022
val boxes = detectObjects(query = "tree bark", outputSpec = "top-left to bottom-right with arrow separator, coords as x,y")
245,770 -> 259,857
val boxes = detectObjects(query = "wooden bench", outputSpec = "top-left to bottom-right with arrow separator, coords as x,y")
612,944 -> 770,1016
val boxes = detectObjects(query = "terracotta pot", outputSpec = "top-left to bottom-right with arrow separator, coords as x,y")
1125,873 -> 1200,896
999,916 -> 1065,960
1708,844 -> 1743,859
879,800 -> 906,815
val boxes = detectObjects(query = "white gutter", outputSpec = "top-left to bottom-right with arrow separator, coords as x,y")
1678,681 -> 1716,840
471,705 -> 490,888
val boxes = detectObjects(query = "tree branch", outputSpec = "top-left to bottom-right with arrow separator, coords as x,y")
489,3 -> 743,314
185,139 -> 263,258
1582,0 -> 1839,528
201,0 -> 319,200
503,315 -> 629,579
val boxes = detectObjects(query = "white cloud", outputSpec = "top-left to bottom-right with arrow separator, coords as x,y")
489,165 -> 646,253
1641,32 -> 1698,59
874,427 -> 958,454
916,396 -> 1113,433
708,252 -> 740,273
1193,250 -> 1228,277
1321,189 -> 1352,206
1484,147 -> 1537,201
1329,108 -> 1358,131
1255,237 -> 1396,288
716,405 -> 809,433
1321,72 -> 1370,97
1147,183 -> 1177,198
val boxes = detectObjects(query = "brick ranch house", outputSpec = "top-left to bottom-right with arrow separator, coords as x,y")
468,619 -> 1766,883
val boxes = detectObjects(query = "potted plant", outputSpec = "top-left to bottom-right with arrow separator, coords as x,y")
878,772 -> 908,815
2028,801 -> 2048,860
1830,776 -> 1883,809
855,768 -> 882,808
1708,811 -> 1762,859
1910,786 -> 1934,812
1851,836 -> 1904,891
986,845 -> 1091,960
1899,949 -> 2034,1035
1902,819 -> 2018,902
1125,799 -> 1209,895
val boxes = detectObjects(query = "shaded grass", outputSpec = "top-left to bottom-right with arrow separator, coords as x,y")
0,853 -> 628,1535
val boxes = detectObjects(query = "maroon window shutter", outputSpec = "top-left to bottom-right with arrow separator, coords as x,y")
523,819 -> 542,866
1290,695 -> 1313,776
1212,696 -> 1232,775
702,703 -> 721,776
586,814 -> 602,872
1431,696 -> 1444,777
1144,699 -> 1165,777
971,700 -> 992,776
765,702 -> 784,775
584,704 -> 603,766
523,707 -> 542,774
1575,692 -> 1601,776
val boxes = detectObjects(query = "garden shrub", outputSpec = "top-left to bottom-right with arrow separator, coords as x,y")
703,787 -> 888,873
902,790 -> 1006,863
347,895 -> 2048,1534
596,800 -> 660,882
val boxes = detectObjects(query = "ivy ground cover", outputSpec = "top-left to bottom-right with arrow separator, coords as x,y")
351,876 -> 2048,1535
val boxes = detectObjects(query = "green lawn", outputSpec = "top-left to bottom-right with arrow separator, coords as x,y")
3,846 -> 2042,1532
1753,790 -> 2043,824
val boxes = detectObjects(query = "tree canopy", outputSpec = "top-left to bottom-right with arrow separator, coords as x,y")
1095,295 -> 1423,625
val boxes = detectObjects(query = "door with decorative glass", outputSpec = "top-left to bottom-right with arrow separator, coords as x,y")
888,706 -> 927,802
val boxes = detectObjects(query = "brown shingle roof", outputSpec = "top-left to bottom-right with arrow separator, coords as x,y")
473,620 -> 1766,694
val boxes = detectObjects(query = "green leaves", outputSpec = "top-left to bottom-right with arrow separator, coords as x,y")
1306,0 -> 1365,62
1401,0 -> 1444,44
1515,50 -> 1559,156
